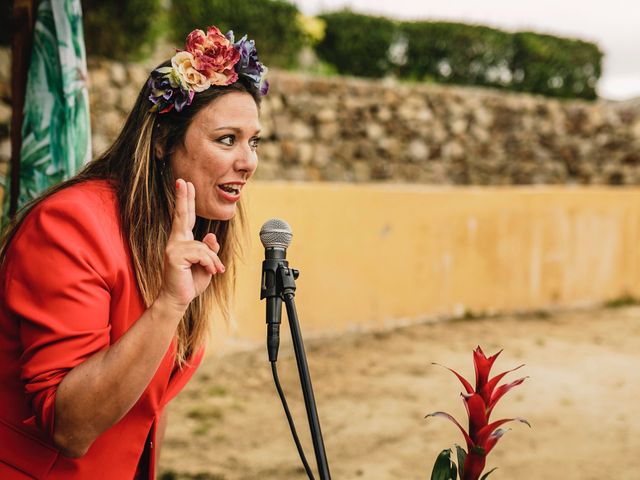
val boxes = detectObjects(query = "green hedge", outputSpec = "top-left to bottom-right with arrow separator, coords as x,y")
0,0 -> 163,59
169,0 -> 305,68
512,32 -> 602,99
400,22 -> 515,88
82,0 -> 165,60
2,2 -> 604,99
315,11 -> 603,99
315,10 -> 397,78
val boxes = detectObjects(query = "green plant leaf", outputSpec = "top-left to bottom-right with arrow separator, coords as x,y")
430,448 -> 457,480
454,444 -> 466,480
480,467 -> 498,480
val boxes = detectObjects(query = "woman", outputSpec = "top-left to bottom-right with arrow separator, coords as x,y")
0,26 -> 267,479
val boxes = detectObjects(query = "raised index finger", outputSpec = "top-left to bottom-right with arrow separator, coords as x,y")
187,181 -> 196,231
171,179 -> 191,239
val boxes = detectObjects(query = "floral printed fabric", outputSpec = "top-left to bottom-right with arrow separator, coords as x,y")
2,0 -> 91,218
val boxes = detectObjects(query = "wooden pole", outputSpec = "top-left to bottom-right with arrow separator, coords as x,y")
9,0 -> 37,217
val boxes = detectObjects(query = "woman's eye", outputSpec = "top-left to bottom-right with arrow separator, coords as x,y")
250,137 -> 261,149
218,135 -> 235,146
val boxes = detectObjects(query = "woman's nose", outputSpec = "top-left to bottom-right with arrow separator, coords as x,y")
234,144 -> 258,174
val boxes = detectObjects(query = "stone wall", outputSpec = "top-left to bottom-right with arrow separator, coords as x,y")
1,48 -> 640,185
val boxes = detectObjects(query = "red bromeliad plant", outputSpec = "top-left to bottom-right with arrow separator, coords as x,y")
427,346 -> 530,480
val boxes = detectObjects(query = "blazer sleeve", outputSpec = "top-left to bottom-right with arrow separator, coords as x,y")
4,196 -> 115,440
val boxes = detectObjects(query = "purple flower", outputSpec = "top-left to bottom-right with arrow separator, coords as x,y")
227,31 -> 268,92
260,79 -> 270,96
148,69 -> 194,114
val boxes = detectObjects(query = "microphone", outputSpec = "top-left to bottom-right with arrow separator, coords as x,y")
260,219 -> 293,362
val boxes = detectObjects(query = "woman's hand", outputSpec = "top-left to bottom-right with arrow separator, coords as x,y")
158,179 -> 225,311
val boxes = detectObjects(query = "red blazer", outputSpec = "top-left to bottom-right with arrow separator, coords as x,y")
0,180 -> 203,479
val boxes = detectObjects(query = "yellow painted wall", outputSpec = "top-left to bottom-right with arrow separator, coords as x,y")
209,182 -> 640,352
6,182 -> 638,351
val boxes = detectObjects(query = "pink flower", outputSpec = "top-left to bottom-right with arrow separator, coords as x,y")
185,26 -> 239,86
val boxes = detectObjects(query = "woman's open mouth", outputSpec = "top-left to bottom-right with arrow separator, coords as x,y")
217,182 -> 244,201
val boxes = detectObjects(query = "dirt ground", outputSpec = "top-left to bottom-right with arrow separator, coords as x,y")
159,306 -> 640,480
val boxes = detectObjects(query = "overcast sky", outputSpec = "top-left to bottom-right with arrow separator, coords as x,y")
291,0 -> 639,100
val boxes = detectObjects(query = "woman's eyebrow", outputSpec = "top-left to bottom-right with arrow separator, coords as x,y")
212,126 -> 262,134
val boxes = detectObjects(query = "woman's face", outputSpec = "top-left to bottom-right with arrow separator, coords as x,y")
170,91 -> 261,220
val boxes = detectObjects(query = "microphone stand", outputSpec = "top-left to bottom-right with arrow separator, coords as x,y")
276,263 -> 332,480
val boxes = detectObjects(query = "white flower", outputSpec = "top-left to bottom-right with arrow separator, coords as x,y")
171,51 -> 211,92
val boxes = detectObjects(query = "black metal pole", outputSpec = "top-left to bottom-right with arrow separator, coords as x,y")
281,281 -> 331,480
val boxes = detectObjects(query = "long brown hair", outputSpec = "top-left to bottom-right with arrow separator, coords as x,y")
1,62 -> 262,365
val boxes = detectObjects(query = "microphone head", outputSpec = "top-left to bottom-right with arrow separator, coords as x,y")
260,218 -> 293,249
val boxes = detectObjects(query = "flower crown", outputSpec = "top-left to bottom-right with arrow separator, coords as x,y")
148,26 -> 269,114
